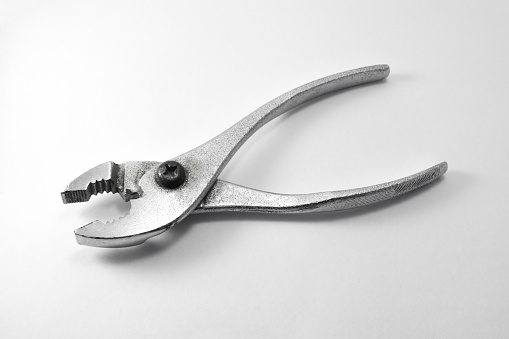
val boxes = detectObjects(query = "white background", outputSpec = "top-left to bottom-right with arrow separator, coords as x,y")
1,1 -> 508,338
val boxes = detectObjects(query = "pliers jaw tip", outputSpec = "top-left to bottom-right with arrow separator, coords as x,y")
72,205 -> 168,248
74,224 -> 165,248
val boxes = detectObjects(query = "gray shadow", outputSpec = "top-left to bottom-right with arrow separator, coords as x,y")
99,169 -> 469,264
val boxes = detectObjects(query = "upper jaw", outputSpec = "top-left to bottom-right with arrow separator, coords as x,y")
61,161 -> 160,204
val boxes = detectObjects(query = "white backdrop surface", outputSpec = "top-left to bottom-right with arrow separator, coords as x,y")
1,1 -> 508,338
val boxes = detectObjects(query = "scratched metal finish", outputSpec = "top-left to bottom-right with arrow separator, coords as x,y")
66,64 -> 447,248
195,162 -> 447,213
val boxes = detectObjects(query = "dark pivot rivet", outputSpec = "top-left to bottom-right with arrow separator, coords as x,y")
155,161 -> 186,189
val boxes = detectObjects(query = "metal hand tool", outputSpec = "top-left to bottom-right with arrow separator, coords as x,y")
61,64 -> 447,248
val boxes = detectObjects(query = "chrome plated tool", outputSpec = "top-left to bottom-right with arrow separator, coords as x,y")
61,65 -> 447,248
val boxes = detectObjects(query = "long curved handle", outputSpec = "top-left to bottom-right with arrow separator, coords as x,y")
172,65 -> 391,222
194,162 -> 447,214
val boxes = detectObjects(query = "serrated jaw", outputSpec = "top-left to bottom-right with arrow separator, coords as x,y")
61,161 -> 123,204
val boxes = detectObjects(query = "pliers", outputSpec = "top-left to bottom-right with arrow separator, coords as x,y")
61,65 -> 448,248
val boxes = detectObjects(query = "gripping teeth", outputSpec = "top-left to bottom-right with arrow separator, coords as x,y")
61,179 -> 120,204
90,178 -> 119,196
61,161 -> 124,204
104,212 -> 129,224
61,190 -> 88,204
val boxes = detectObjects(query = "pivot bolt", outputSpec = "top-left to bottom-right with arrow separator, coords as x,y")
155,161 -> 186,189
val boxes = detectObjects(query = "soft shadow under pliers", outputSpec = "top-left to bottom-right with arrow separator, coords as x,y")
61,65 -> 447,248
